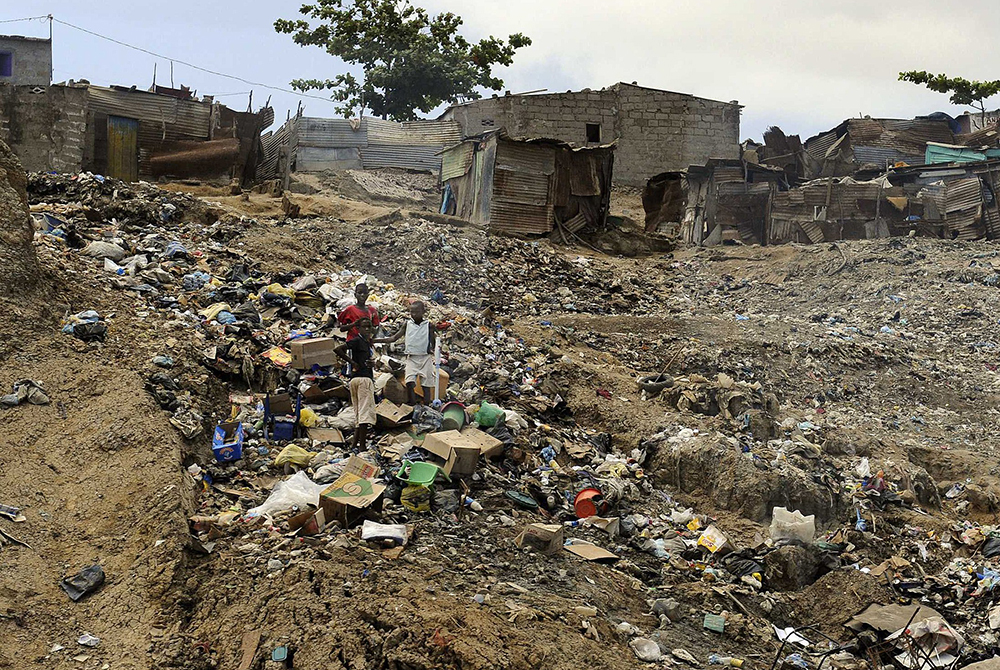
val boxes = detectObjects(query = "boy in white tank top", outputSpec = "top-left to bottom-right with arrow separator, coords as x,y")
376,300 -> 437,405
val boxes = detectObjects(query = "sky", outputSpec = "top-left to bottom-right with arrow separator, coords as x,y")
6,1 -> 1000,141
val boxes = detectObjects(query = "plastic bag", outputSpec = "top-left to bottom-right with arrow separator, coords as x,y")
360,520 -> 408,546
274,445 -> 317,468
246,471 -> 325,518
299,407 -> 319,427
475,402 -> 504,428
769,507 -> 815,544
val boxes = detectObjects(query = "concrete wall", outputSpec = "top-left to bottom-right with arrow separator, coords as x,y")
0,36 -> 52,87
443,83 -> 740,185
0,85 -> 87,172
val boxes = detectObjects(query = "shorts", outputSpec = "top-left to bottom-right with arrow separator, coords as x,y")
349,377 -> 376,426
405,353 -> 437,386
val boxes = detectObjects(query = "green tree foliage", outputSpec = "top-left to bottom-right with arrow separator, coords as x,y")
899,71 -> 1000,118
275,0 -> 531,121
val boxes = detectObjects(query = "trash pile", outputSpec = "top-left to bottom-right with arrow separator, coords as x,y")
14,172 -> 1000,669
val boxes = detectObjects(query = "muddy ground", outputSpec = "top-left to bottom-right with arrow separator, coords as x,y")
3,170 -> 1000,669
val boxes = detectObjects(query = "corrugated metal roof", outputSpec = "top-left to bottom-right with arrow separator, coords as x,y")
441,143 -> 474,181
495,141 -> 556,175
298,117 -> 368,148
493,168 -> 549,206
926,143 -> 988,165
805,131 -> 839,162
489,200 -> 553,235
361,144 -> 442,171
87,86 -> 210,141
853,145 -> 922,168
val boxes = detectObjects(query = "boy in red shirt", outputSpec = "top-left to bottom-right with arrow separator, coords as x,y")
338,282 -> 380,341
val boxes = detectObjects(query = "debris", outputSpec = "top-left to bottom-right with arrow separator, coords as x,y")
60,565 -> 106,602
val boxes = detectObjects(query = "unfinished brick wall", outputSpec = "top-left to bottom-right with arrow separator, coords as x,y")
0,85 -> 87,173
444,83 -> 740,185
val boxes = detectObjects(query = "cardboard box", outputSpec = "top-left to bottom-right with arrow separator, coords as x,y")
289,337 -> 337,370
516,523 -> 564,555
421,429 -> 488,477
376,399 -> 413,429
414,368 -> 449,400
319,473 -> 386,528
302,378 -> 349,402
458,426 -> 504,459
343,454 -> 380,479
374,372 -> 409,405
212,422 -> 244,463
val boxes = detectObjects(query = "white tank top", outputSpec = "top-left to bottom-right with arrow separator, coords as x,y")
404,320 -> 430,354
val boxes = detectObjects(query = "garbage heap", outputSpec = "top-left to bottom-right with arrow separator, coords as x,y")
23,172 -> 1000,669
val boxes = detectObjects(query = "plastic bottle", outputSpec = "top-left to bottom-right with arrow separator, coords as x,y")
463,497 -> 483,512
709,655 -> 744,668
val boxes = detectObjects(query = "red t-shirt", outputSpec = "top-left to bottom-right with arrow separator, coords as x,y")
338,304 -> 380,341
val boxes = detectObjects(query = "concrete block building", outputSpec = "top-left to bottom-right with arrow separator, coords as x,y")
0,35 -> 52,87
440,83 -> 741,185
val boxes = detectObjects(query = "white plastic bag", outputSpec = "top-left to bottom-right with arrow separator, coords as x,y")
769,507 -> 815,544
360,520 -> 408,546
246,471 -> 325,518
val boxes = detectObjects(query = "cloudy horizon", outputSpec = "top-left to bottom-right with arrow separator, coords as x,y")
7,1 -> 999,142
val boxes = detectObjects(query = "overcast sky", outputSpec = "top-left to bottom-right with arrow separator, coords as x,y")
8,1 -> 1000,141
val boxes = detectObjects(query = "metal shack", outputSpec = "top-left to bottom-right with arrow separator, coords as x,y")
438,129 -> 615,236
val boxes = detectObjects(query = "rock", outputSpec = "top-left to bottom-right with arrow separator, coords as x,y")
765,545 -> 821,591
652,597 -> 683,622
0,140 -> 40,294
629,638 -> 661,663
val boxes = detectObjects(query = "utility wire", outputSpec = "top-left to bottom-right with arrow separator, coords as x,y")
51,17 -> 337,105
0,15 -> 50,24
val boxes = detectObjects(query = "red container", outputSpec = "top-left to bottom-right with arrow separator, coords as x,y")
574,488 -> 607,519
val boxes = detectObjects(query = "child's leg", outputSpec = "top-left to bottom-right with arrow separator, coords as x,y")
406,381 -> 417,405
353,422 -> 369,452
420,386 -> 433,404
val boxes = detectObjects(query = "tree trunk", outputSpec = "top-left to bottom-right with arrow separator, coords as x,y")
0,140 -> 40,295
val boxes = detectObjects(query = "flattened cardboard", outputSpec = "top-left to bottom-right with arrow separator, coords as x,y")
380,432 -> 414,462
319,473 -> 386,528
376,400 -> 413,429
516,523 -> 564,555
307,427 -> 346,445
564,542 -> 619,563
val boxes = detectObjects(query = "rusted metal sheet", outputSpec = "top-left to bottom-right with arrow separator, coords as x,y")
88,85 -> 210,141
945,177 -> 982,213
361,144 -> 442,171
493,168 -> 549,206
490,200 -> 553,235
441,143 -> 474,181
367,118 -> 461,146
495,142 -> 556,175
107,115 -> 138,182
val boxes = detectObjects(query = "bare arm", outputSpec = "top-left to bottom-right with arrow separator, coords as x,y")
334,343 -> 351,365
373,323 -> 405,344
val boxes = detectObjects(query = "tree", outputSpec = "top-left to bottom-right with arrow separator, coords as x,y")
275,0 -> 531,121
899,71 -> 1000,121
